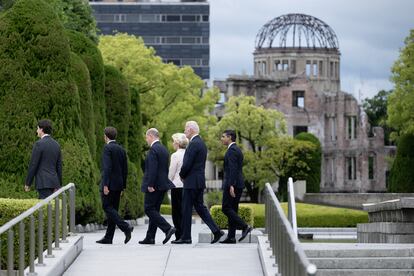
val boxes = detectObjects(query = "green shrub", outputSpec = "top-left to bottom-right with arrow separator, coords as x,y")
295,132 -> 321,193
205,191 -> 223,209
70,52 -> 96,158
160,204 -> 172,215
120,161 -> 144,219
66,29 -> 106,163
0,198 -> 50,269
104,65 -> 130,147
128,87 -> 144,168
61,139 -> 102,225
210,205 -> 253,229
241,203 -> 265,228
388,134 -> 414,192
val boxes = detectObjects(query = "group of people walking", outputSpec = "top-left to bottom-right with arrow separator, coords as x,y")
25,119 -> 252,245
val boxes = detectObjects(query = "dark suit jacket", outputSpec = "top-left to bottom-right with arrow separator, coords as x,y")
222,143 -> 244,189
101,141 -> 128,191
26,136 -> 62,190
141,141 -> 175,193
179,135 -> 207,189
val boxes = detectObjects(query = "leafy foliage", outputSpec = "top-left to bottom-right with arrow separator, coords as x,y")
362,89 -> 394,145
210,205 -> 254,229
387,29 -> 414,140
388,134 -> 414,192
295,132 -> 321,193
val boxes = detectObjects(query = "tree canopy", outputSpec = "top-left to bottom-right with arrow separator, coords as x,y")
387,29 -> 414,140
98,33 -> 219,149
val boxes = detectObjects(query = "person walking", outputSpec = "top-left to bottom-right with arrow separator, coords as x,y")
220,130 -> 252,243
139,128 -> 176,245
25,119 -> 62,199
96,127 -> 133,245
172,121 -> 224,244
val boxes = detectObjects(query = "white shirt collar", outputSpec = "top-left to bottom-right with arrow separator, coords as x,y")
190,134 -> 199,142
228,142 -> 236,149
41,134 -> 50,139
107,139 -> 116,144
151,139 -> 159,147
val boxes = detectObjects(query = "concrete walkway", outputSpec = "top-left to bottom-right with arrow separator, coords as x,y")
64,221 -> 264,276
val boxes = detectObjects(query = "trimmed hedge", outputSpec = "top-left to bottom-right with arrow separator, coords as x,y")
66,29 -> 106,163
104,65 -> 130,148
0,198 -> 43,269
210,205 -> 254,229
205,191 -> 222,209
119,161 -> 144,219
160,204 -> 172,215
388,134 -> 414,192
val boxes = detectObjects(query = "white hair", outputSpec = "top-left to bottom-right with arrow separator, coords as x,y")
146,128 -> 159,138
185,121 -> 200,134
172,133 -> 188,149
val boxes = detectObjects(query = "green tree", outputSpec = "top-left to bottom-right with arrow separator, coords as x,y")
294,132 -> 321,193
387,29 -> 414,140
98,34 -> 218,150
363,89 -> 394,145
207,96 -> 286,202
388,134 -> 414,192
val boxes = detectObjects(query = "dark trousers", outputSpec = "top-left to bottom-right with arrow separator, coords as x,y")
171,188 -> 183,240
222,187 -> 247,239
181,188 -> 220,240
144,190 -> 171,239
38,188 -> 55,199
101,191 -> 129,241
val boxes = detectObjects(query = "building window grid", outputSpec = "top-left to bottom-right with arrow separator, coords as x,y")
163,58 -> 209,67
292,90 -> 305,108
143,36 -> 208,45
94,13 -> 209,23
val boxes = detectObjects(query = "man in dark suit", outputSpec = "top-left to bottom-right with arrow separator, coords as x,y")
220,130 -> 252,244
172,121 -> 224,244
96,127 -> 133,245
139,128 -> 176,245
25,119 -> 62,199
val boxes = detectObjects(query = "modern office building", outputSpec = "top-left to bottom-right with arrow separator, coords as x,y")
89,0 -> 210,80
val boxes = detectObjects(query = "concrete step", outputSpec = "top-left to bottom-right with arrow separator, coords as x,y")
310,257 -> 414,269
316,269 -> 414,276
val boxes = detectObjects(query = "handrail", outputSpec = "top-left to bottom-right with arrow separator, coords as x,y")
287,177 -> 298,237
265,182 -> 316,276
0,183 -> 76,276
0,183 -> 75,235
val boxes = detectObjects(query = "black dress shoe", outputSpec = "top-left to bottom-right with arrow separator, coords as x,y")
124,225 -> 134,244
211,230 -> 225,244
96,238 -> 112,244
239,226 -> 253,242
219,238 -> 236,244
138,238 -> 155,245
163,227 -> 176,244
171,239 -> 192,244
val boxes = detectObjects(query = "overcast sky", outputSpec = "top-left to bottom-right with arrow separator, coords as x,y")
209,0 -> 414,100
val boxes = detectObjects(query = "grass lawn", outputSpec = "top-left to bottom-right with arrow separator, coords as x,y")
241,203 -> 368,228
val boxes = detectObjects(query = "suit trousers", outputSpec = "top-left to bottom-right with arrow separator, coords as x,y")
222,187 -> 247,239
181,188 -> 220,240
101,191 -> 130,241
171,188 -> 183,239
144,190 -> 171,239
38,188 -> 55,199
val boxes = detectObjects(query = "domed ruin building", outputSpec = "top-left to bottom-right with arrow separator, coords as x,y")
214,14 -> 394,192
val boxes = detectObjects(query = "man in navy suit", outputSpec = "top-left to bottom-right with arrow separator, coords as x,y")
139,128 -> 176,245
25,119 -> 62,199
220,130 -> 252,243
96,127 -> 133,245
172,121 -> 224,244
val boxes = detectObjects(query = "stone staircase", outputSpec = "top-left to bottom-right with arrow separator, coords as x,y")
303,243 -> 414,276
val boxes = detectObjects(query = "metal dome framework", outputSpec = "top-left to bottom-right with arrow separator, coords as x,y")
255,13 -> 339,49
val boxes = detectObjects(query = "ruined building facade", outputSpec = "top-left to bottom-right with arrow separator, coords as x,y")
214,14 -> 393,192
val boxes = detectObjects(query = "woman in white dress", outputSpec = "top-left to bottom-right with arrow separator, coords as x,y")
168,133 -> 188,241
